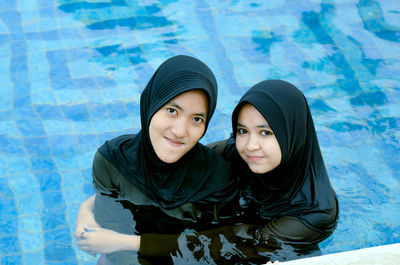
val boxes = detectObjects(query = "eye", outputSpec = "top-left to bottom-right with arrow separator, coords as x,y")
166,108 -> 177,115
237,128 -> 247,135
193,116 -> 205,123
260,130 -> 273,136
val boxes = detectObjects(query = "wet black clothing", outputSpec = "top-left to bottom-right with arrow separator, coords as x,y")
138,80 -> 338,264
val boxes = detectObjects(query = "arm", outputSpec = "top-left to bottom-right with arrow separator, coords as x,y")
75,151 -> 139,255
76,224 -> 141,254
74,194 -> 99,238
74,194 -> 141,255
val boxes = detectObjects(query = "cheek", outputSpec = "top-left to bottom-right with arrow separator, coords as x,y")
268,142 -> 282,163
191,125 -> 205,142
149,117 -> 164,146
235,136 -> 244,148
235,137 -> 245,155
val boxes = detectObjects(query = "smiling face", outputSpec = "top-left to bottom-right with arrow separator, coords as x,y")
149,90 -> 208,163
235,103 -> 282,174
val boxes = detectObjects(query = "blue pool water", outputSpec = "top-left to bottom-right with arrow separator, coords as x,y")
1,0 -> 399,264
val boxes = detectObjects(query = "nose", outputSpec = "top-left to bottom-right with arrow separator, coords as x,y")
170,117 -> 187,138
246,133 -> 259,151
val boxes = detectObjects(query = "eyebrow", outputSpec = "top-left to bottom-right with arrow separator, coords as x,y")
169,103 -> 206,117
237,122 -> 271,129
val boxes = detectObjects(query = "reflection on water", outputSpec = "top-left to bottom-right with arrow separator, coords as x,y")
94,194 -> 325,264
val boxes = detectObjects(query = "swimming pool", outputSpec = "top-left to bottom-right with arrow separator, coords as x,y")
0,0 -> 399,264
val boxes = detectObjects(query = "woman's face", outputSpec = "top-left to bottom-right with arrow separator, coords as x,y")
149,90 -> 208,163
235,103 -> 282,174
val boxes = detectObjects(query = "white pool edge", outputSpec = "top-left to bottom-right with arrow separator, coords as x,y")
277,243 -> 400,265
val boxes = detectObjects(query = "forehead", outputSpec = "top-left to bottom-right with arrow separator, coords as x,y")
168,90 -> 207,105
238,103 -> 269,125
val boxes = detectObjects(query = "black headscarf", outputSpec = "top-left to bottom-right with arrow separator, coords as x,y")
226,80 -> 338,232
98,55 -> 237,209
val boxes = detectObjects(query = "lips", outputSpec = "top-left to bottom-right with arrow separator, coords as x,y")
165,136 -> 184,146
246,155 -> 263,162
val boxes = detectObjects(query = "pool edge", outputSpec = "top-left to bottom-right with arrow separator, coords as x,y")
277,243 -> 400,264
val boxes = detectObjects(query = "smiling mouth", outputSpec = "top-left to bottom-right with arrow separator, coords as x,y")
246,155 -> 263,162
165,137 -> 184,146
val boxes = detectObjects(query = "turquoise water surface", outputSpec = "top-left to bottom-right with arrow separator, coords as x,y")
1,0 -> 399,264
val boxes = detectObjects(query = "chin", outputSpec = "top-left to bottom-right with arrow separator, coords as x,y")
159,153 -> 184,163
248,165 -> 268,174
161,157 -> 179,163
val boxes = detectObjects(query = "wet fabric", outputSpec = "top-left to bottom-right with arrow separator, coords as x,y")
97,55 -> 237,210
224,79 -> 338,233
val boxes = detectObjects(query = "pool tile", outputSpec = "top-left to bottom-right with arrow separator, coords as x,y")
17,194 -> 42,215
24,137 -> 51,157
0,218 -> 18,235
31,157 -> 58,173
1,254 -> 23,265
23,251 -> 45,265
41,207 -> 69,230
0,136 -> 23,155
34,104 -> 64,120
20,231 -> 43,252
37,172 -> 61,192
9,172 -> 39,193
54,154 -> 80,170
63,185 -> 91,205
43,120 -> 73,135
6,156 -> 30,175
19,214 -> 42,233
0,235 -> 21,255
44,242 -> 76,263
15,119 -> 45,137
42,191 -> 66,211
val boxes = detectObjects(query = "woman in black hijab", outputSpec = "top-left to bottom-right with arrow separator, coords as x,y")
222,79 -> 339,243
74,55 -> 237,264
133,79 -> 339,264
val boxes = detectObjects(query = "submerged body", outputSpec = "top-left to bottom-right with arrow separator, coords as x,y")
137,80 -> 339,264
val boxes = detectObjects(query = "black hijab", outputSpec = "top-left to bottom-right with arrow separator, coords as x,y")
226,80 -> 338,232
98,55 -> 237,209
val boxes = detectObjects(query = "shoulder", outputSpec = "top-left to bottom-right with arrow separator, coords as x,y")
98,134 -> 136,152
206,139 -> 229,156
198,141 -> 229,166
207,137 -> 242,164
92,151 -> 118,176
93,150 -> 107,169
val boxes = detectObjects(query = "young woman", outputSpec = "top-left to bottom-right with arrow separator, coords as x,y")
133,79 -> 338,264
74,55 -> 237,264
220,79 -> 339,246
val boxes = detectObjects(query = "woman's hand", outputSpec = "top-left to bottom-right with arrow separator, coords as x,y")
74,195 -> 102,256
76,225 -> 140,254
74,195 -> 100,239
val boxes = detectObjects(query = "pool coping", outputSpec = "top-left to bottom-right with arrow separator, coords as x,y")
277,243 -> 400,264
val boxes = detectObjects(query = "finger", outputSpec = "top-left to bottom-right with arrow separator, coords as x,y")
74,228 -> 85,239
77,243 -> 89,251
73,232 -> 81,239
77,242 -> 97,257
79,231 -> 86,239
84,224 -> 100,232
86,223 -> 101,231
